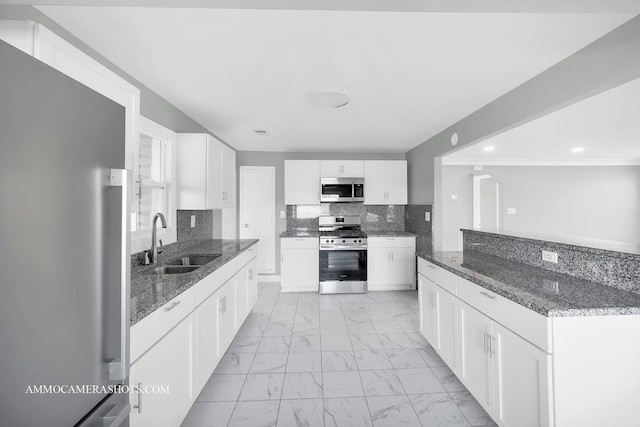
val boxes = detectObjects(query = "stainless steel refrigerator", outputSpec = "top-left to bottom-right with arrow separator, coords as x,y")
0,40 -> 130,426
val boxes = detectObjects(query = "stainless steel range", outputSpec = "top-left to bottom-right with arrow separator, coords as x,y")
318,216 -> 367,294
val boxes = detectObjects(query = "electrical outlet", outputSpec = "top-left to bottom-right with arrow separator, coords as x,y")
191,215 -> 196,228
542,250 -> 558,263
507,208 -> 517,215
450,194 -> 458,200
425,212 -> 431,222
542,279 -> 559,293
280,210 -> 285,219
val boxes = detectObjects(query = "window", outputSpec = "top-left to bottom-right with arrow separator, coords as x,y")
131,117 -> 176,253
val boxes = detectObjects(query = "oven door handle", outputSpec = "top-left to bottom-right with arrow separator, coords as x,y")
320,247 -> 368,251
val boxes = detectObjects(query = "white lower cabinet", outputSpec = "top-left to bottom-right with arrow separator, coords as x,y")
419,274 -> 458,372
130,246 -> 258,427
130,314 -> 195,427
367,237 -> 415,290
280,238 -> 319,292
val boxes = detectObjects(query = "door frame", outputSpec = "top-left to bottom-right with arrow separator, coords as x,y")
239,166 -> 276,274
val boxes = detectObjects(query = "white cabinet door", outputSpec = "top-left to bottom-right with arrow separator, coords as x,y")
320,160 -> 364,177
367,238 -> 415,290
235,262 -> 249,326
221,144 -> 235,208
435,285 -> 458,373
493,323 -> 552,427
418,274 -> 436,345
385,161 -> 408,205
205,135 -> 223,209
367,247 -> 393,288
364,161 -> 387,205
284,160 -> 320,205
246,257 -> 258,310
458,301 -> 494,412
281,247 -> 319,292
218,279 -> 237,354
391,247 -> 415,287
194,293 -> 220,395
130,314 -> 195,427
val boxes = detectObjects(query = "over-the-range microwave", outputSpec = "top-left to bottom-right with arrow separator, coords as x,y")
320,177 -> 364,203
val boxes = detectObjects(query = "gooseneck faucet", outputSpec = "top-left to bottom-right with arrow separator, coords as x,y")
149,212 -> 167,264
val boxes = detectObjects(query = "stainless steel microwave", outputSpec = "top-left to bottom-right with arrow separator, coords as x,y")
320,178 -> 364,203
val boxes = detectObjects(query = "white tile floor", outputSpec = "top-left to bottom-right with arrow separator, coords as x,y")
181,283 -> 495,427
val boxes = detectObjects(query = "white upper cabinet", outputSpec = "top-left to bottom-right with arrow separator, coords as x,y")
320,160 -> 364,177
364,160 -> 407,205
284,160 -> 320,205
177,133 -> 235,210
0,20 -> 140,169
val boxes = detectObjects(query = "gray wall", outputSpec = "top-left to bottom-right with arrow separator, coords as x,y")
0,5 -> 218,136
442,165 -> 640,250
236,151 -> 405,276
406,15 -> 640,205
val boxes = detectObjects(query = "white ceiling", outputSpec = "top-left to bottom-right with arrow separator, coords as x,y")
444,77 -> 640,165
37,7 -> 633,152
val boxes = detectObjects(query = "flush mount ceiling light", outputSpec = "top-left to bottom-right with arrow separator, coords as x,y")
483,146 -> 495,151
450,133 -> 459,146
253,129 -> 270,136
572,147 -> 585,153
307,89 -> 350,109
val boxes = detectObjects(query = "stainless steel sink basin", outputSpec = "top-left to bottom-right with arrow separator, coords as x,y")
154,265 -> 200,275
166,254 -> 221,266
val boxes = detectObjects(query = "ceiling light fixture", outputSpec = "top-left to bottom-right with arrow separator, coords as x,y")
307,89 -> 350,109
450,133 -> 459,146
572,147 -> 585,153
253,129 -> 270,136
484,146 -> 495,151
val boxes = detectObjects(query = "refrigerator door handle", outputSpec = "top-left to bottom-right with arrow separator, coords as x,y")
102,403 -> 130,427
109,169 -> 131,382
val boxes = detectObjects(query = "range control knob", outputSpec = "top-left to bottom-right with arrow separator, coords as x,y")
342,240 -> 346,243
330,240 -> 334,243
358,240 -> 362,243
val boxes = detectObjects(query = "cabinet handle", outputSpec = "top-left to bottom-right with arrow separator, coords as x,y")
248,268 -> 253,280
281,254 -> 284,264
490,335 -> 497,358
133,382 -> 142,414
430,291 -> 436,308
164,301 -> 181,312
427,264 -> 437,269
480,291 -> 496,300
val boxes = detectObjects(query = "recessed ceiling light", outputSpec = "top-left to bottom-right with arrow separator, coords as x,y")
483,146 -> 495,151
307,89 -> 350,109
572,147 -> 585,153
253,129 -> 270,136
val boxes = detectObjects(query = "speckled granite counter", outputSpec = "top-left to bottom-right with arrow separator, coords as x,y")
280,230 -> 320,238
419,250 -> 640,317
366,231 -> 416,238
130,239 -> 258,325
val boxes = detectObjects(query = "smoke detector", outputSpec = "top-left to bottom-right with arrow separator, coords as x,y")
307,89 -> 350,108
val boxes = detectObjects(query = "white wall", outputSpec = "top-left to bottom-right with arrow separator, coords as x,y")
441,165 -> 640,250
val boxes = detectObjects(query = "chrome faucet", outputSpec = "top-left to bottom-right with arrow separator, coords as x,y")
148,212 -> 167,264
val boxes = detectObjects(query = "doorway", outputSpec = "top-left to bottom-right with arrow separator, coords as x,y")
239,166 -> 276,274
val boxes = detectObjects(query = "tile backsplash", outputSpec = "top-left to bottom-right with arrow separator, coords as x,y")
405,205 -> 433,257
177,209 -> 221,241
286,204 -> 405,231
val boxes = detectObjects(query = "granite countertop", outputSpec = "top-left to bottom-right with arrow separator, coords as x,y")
419,250 -> 640,317
366,231 -> 416,238
280,230 -> 320,238
130,239 -> 258,325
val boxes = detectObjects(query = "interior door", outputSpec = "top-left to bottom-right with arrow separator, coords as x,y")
239,166 -> 276,274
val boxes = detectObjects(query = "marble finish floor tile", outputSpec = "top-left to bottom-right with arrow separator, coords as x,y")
281,372 -> 323,399
324,397 -> 373,427
277,398 -> 324,427
238,373 -> 284,401
185,285 -> 493,427
367,395 -> 421,427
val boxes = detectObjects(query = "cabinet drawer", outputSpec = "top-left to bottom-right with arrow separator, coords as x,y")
194,258 -> 239,307
235,245 -> 258,269
457,278 -> 552,352
281,237 -> 319,249
131,287 -> 195,363
368,236 -> 415,248
418,257 -> 457,295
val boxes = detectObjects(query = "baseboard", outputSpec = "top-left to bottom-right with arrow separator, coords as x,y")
367,284 -> 414,291
257,274 -> 281,283
281,286 -> 319,293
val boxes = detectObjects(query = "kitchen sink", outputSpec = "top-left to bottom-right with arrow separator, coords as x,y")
154,265 -> 200,275
166,254 -> 221,266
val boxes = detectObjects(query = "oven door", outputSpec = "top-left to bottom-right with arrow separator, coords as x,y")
319,248 -> 367,294
320,178 -> 353,202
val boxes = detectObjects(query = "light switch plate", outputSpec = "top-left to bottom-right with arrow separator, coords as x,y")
191,215 -> 196,228
425,212 -> 431,222
542,250 -> 558,263
507,208 -> 517,215
450,194 -> 458,200
280,210 -> 285,219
